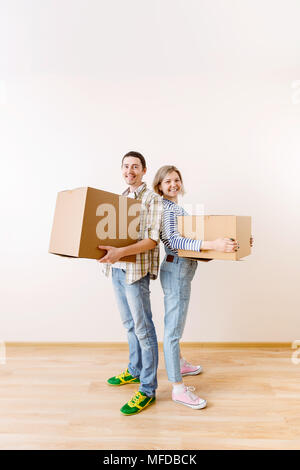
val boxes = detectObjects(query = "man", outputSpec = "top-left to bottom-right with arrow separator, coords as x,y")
98,151 -> 163,416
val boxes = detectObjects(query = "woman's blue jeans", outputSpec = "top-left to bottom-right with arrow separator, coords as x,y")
111,268 -> 158,397
160,252 -> 198,383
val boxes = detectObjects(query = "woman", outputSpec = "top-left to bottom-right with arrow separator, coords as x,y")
153,165 -> 240,409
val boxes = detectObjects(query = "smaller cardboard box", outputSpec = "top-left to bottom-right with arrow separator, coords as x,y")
177,215 -> 251,261
49,187 -> 141,262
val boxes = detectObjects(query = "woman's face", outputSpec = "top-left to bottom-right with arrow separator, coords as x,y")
159,171 -> 182,201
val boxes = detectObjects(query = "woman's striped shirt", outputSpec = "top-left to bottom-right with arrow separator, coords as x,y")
161,198 -> 202,255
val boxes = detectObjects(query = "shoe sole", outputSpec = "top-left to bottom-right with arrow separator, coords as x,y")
181,368 -> 203,377
121,399 -> 156,416
173,399 -> 207,410
107,380 -> 140,386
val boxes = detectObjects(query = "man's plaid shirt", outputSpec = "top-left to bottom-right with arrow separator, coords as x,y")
101,182 -> 163,284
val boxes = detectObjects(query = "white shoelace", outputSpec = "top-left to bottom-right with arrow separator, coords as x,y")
182,360 -> 200,369
183,360 -> 192,367
185,386 -> 199,401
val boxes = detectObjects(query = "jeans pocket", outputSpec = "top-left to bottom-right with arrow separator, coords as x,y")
179,260 -> 197,281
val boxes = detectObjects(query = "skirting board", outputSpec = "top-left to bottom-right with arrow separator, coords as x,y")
6,342 -> 291,348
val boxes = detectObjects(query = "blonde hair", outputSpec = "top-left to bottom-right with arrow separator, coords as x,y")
152,165 -> 185,197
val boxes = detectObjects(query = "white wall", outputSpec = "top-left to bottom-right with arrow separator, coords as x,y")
1,0 -> 300,342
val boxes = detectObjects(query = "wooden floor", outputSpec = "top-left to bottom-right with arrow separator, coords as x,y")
0,343 -> 299,450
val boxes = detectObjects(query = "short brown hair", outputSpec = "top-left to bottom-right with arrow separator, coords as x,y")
122,151 -> 146,170
152,165 -> 185,196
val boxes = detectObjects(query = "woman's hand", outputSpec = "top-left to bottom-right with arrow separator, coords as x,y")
212,238 -> 239,253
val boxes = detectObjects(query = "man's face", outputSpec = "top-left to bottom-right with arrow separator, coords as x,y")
122,157 -> 146,188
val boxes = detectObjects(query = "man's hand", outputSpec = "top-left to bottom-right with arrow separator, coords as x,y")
98,245 -> 123,264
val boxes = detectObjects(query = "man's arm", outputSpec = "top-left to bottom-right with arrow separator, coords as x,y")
98,239 -> 157,264
118,238 -> 157,256
98,192 -> 162,264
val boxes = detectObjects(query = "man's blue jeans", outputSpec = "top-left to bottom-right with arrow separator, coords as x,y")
111,268 -> 158,397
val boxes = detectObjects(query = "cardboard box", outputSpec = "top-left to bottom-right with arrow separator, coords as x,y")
177,215 -> 251,261
49,187 -> 141,262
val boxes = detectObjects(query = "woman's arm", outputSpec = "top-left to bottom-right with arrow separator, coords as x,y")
163,210 -> 238,253
163,210 -> 202,251
202,239 -> 238,252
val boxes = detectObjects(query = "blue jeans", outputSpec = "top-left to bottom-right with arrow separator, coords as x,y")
160,251 -> 198,383
111,268 -> 158,397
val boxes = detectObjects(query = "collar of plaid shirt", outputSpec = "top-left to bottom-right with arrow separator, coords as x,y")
122,182 -> 147,199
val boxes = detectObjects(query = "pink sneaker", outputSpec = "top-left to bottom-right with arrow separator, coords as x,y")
172,386 -> 207,410
180,360 -> 203,377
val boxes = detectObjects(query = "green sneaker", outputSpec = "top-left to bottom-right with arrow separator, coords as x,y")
120,391 -> 156,416
107,369 -> 140,386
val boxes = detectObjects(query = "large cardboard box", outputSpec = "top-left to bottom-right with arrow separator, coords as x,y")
49,187 -> 141,262
177,215 -> 251,261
